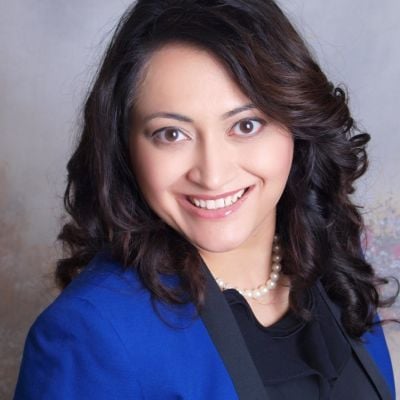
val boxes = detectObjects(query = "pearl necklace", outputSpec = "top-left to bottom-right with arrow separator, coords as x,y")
215,234 -> 282,300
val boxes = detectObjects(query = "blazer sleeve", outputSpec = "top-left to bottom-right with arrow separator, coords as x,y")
14,295 -> 144,400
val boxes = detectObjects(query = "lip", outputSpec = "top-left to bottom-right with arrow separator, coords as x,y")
178,185 -> 255,219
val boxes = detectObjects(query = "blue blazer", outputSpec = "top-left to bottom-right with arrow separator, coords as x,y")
14,252 -> 395,399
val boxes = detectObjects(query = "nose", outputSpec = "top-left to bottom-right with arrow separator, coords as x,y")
186,136 -> 237,190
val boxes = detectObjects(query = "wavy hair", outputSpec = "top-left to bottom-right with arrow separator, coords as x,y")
57,0 -> 398,338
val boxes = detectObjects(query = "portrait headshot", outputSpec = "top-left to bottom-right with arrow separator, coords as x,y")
1,1 -> 399,399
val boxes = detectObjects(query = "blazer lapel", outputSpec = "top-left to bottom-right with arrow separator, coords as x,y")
316,281 -> 392,400
199,261 -> 271,400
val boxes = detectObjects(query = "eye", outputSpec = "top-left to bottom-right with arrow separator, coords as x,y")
232,118 -> 266,137
151,127 -> 189,143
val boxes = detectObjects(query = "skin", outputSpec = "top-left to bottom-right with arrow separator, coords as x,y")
130,43 -> 294,326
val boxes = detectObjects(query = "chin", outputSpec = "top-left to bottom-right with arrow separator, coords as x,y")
192,235 -> 248,254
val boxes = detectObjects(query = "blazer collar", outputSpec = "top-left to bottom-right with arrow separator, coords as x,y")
316,281 -> 392,400
199,260 -> 271,400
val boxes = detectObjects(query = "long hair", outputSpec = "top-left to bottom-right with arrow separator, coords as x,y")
57,0 -> 398,338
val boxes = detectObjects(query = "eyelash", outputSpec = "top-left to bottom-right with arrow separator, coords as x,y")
151,117 -> 267,144
151,127 -> 189,143
231,117 -> 266,137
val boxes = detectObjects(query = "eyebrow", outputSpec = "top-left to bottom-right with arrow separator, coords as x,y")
143,103 -> 257,123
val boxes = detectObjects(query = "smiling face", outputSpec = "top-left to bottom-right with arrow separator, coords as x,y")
129,43 -> 294,255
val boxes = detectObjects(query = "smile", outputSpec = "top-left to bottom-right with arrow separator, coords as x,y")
189,188 -> 246,210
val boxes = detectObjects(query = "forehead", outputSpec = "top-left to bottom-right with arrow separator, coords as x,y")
133,42 -> 251,117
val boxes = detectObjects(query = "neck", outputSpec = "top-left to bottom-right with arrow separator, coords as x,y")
198,225 -> 276,289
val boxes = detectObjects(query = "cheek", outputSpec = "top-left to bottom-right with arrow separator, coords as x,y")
130,140 -> 183,202
272,139 -> 294,177
247,135 -> 294,180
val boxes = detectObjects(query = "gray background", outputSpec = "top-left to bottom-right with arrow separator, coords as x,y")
0,1 -> 399,398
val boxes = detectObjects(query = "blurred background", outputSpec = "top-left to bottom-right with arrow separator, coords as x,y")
0,0 -> 399,398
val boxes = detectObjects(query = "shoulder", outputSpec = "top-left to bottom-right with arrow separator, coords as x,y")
14,252 -> 207,399
29,251 -> 152,336
58,250 -> 147,306
21,248 -> 200,350
37,251 -> 145,326
27,250 -> 191,347
14,252 -> 147,399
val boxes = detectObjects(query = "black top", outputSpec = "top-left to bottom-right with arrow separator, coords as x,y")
222,284 -> 380,399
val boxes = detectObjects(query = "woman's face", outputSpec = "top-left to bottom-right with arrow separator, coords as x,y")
130,43 -> 294,254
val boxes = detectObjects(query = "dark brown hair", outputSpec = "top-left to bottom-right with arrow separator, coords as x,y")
57,0 -> 398,338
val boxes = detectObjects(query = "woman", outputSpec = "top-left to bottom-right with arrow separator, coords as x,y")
14,1 -> 398,399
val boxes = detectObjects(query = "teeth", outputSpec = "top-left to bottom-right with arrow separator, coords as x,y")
225,196 -> 233,207
207,200 -> 216,210
190,188 -> 246,210
215,198 -> 225,208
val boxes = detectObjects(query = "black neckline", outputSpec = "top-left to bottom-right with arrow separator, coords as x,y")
222,287 -> 313,338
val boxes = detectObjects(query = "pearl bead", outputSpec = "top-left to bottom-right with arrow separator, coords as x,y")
267,280 -> 277,289
216,278 -> 224,288
260,285 -> 268,294
272,263 -> 281,272
272,254 -> 281,262
273,244 -> 280,252
270,272 -> 279,282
